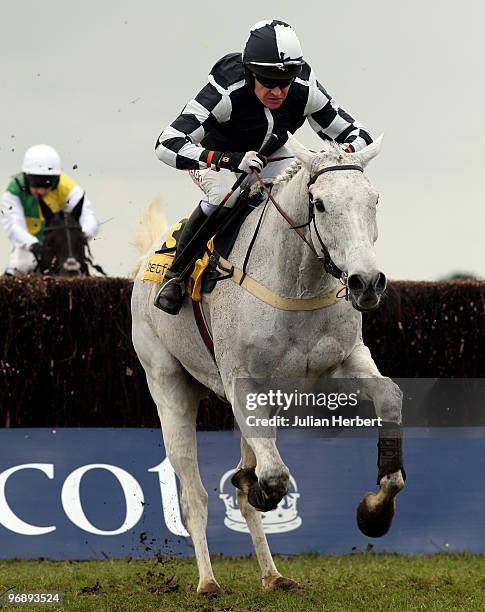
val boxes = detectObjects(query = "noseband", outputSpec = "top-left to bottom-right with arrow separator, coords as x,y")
306,164 -> 364,282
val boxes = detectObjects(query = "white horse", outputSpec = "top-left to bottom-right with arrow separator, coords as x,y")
131,134 -> 405,595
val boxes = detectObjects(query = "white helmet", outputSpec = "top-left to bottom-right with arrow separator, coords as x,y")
22,144 -> 62,176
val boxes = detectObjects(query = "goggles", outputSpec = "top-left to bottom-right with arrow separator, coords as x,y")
25,174 -> 60,190
252,73 -> 295,90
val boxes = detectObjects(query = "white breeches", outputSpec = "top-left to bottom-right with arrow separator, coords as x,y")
5,247 -> 37,275
189,145 -> 294,215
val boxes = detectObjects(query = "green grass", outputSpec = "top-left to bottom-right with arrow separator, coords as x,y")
1,554 -> 485,611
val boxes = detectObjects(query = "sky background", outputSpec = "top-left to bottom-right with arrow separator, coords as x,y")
1,1 -> 483,280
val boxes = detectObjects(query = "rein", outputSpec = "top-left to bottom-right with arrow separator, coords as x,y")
85,241 -> 107,276
253,174 -> 317,254
194,158 -> 364,355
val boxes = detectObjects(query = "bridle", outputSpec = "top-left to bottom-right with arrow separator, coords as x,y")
306,164 -> 364,282
254,163 -> 364,286
41,211 -> 106,276
42,211 -> 86,275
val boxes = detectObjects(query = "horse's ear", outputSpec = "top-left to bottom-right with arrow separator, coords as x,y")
71,196 -> 84,221
356,134 -> 384,167
286,132 -> 316,171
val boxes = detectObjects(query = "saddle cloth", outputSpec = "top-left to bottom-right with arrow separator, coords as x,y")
141,191 -> 264,301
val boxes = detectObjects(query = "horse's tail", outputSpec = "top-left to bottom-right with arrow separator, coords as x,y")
130,198 -> 168,278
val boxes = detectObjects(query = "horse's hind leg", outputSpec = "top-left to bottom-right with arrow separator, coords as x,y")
234,438 -> 300,592
144,361 -> 220,596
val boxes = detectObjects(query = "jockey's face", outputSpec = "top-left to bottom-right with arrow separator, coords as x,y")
29,186 -> 53,199
254,78 -> 292,110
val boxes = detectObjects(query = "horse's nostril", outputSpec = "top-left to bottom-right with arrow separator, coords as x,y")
347,274 -> 365,293
374,272 -> 387,294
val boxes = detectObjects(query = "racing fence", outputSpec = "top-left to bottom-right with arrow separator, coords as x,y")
1,276 -> 484,427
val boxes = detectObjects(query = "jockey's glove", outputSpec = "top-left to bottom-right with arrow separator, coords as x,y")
30,242 -> 42,262
216,150 -> 268,174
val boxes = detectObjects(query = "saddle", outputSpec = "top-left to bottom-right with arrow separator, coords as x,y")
141,189 -> 264,301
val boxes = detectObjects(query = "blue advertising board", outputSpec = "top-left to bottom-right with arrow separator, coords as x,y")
1,428 -> 485,559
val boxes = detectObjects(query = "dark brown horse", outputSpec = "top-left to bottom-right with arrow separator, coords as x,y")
36,198 -> 94,276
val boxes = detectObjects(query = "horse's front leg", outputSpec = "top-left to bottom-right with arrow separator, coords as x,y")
232,435 -> 290,513
226,373 -> 298,589
227,375 -> 290,512
232,438 -> 300,592
331,343 -> 405,537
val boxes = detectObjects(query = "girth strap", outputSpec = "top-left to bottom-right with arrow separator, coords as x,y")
192,300 -> 216,361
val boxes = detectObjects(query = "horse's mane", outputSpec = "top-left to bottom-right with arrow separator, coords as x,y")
270,140 -> 345,191
249,158 -> 304,197
271,159 -> 303,190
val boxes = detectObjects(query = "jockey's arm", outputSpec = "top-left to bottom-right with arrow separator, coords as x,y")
304,72 -> 373,153
65,184 -> 100,240
1,190 -> 38,249
155,79 -> 232,171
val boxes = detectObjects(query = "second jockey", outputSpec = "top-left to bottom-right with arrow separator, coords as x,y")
154,19 -> 373,314
1,144 -> 100,275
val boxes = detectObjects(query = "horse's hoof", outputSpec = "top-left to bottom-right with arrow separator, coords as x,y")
263,575 -> 302,592
232,468 -> 281,511
231,467 -> 257,493
248,485 -> 279,512
197,579 -> 221,597
356,492 -> 396,538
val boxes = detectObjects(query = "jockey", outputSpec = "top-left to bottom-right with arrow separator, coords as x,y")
154,19 -> 373,314
1,144 -> 100,275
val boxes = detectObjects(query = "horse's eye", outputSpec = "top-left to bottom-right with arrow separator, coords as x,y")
313,198 -> 325,213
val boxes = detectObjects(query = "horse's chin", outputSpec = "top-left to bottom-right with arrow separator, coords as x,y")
349,292 -> 382,312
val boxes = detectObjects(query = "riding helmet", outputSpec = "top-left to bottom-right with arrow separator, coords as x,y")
243,19 -> 304,81
22,144 -> 61,189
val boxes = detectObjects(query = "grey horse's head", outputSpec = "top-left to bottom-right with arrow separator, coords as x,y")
287,133 -> 385,311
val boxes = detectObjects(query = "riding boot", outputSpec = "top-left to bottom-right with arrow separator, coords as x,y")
154,203 -> 228,315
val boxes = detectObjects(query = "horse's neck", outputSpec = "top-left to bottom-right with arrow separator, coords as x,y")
253,169 -> 336,297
